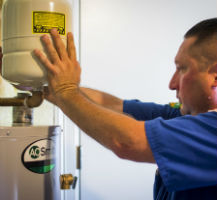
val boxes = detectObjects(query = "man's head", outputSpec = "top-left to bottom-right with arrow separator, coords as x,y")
169,18 -> 217,115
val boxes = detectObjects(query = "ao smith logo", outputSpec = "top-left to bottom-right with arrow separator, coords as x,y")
23,139 -> 55,174
29,145 -> 51,159
29,146 -> 40,159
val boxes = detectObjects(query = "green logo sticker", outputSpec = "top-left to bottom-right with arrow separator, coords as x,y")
22,139 -> 55,174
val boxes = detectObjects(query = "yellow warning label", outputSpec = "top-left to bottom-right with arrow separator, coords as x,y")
32,11 -> 65,35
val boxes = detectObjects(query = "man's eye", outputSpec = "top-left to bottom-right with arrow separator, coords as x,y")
178,66 -> 187,72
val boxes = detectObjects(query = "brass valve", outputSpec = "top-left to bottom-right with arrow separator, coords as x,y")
60,174 -> 77,190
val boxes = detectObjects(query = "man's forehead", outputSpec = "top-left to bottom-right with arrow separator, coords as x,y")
174,37 -> 197,64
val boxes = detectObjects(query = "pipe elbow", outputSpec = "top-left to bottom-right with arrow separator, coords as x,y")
26,91 -> 44,108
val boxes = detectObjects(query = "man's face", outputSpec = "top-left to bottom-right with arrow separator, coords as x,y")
169,37 -> 213,115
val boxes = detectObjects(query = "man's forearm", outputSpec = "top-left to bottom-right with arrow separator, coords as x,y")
57,89 -> 154,163
80,87 -> 123,113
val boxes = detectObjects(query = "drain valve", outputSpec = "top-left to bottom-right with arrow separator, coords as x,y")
60,174 -> 77,190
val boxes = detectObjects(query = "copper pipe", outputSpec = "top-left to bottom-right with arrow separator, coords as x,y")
0,91 -> 44,108
0,97 -> 25,106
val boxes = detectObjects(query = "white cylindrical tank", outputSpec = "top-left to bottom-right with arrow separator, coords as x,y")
1,0 -> 73,90
0,125 -> 61,200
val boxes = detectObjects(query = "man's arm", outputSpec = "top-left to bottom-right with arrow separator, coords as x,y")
80,87 -> 123,113
34,29 -> 155,163
58,90 -> 154,162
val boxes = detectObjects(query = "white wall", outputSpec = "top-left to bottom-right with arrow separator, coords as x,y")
80,0 -> 216,200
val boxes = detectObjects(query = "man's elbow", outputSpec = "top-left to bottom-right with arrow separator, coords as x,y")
111,141 -> 155,163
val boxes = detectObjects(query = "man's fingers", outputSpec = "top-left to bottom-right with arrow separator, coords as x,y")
67,32 -> 77,61
34,49 -> 56,73
41,34 -> 61,64
50,29 -> 68,61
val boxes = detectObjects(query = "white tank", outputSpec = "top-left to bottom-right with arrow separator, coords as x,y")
1,0 -> 73,90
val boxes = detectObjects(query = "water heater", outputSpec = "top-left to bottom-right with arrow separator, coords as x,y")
1,0 -> 73,90
0,125 -> 61,200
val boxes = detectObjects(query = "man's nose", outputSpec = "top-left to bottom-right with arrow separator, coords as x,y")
169,72 -> 178,90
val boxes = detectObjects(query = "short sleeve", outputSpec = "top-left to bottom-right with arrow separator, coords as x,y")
145,112 -> 217,191
123,100 -> 181,120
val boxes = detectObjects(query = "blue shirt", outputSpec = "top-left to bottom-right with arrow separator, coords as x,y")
123,100 -> 217,200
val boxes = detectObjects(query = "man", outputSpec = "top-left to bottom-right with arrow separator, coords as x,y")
34,18 -> 217,199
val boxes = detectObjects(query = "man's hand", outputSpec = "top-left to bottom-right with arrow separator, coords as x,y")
34,29 -> 81,105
